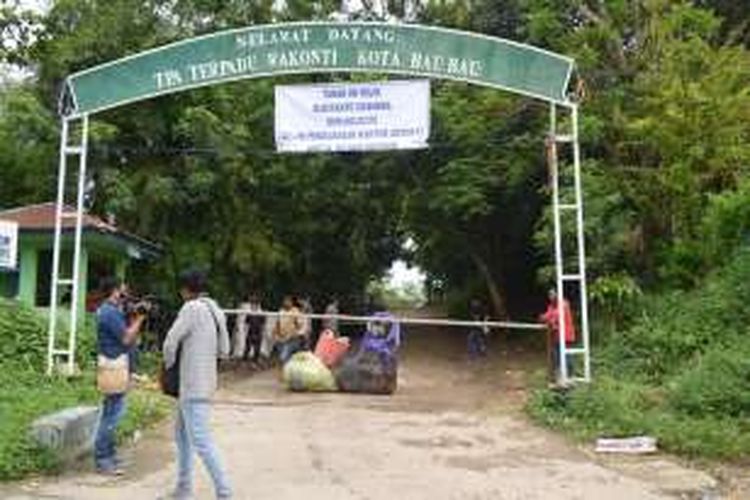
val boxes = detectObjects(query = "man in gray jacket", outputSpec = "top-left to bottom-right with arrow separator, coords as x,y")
162,270 -> 231,499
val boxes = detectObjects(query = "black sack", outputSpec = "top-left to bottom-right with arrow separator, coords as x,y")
335,350 -> 397,395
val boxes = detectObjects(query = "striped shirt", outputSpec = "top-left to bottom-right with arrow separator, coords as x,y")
163,297 -> 230,400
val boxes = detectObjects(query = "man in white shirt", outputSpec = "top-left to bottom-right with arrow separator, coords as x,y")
232,293 -> 264,361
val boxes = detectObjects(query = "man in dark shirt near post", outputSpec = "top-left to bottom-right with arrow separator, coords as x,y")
94,276 -> 144,475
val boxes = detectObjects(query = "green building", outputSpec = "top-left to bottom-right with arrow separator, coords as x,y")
0,203 -> 160,312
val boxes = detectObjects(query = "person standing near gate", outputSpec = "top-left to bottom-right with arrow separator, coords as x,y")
246,292 -> 265,365
323,296 -> 340,334
540,288 -> 576,383
467,298 -> 488,360
231,292 -> 264,362
231,296 -> 251,360
94,277 -> 144,475
161,270 -> 232,499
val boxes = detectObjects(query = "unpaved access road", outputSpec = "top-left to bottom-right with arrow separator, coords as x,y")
2,326 -> 728,499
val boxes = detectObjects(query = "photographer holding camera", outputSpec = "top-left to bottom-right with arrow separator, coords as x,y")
94,276 -> 145,475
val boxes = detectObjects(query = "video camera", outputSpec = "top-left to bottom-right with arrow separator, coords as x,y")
122,293 -> 157,317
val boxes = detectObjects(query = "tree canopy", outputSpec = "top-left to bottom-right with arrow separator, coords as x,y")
1,0 -> 749,316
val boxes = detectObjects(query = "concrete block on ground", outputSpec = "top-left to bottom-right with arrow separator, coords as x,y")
29,406 -> 99,461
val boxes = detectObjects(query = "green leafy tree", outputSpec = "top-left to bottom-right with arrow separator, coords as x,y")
0,86 -> 57,206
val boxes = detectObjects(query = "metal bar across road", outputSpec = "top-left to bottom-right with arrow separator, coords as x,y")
222,310 -> 546,331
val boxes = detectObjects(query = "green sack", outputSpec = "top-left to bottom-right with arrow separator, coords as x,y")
283,351 -> 337,392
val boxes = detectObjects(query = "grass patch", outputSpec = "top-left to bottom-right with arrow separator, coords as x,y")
527,376 -> 750,460
0,366 -> 171,481
0,300 -> 171,481
118,388 -> 172,442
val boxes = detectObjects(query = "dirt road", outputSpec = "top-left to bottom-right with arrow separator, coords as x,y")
3,326 -> 720,499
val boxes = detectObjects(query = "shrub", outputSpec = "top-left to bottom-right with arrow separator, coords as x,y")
606,249 -> 750,380
528,377 -> 656,439
668,340 -> 750,418
0,301 -> 169,481
528,250 -> 750,460
0,300 -> 48,370
0,370 -> 98,480
652,414 -> 750,459
134,349 -> 163,377
0,299 -> 97,372
0,368 -> 170,481
701,179 -> 750,268
529,378 -> 750,459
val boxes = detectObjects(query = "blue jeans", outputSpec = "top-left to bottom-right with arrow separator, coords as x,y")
467,329 -> 487,359
551,342 -> 574,381
94,393 -> 126,470
278,337 -> 303,364
175,399 -> 232,498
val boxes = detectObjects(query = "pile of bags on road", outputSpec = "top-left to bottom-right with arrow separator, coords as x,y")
282,351 -> 338,392
282,312 -> 401,395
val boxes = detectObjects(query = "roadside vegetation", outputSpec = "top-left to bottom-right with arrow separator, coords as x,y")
529,249 -> 750,459
511,1 -> 750,462
0,300 -> 169,481
2,0 -> 750,468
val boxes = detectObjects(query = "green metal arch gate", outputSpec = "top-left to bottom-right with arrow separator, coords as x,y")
61,22 -> 574,116
49,22 -> 590,384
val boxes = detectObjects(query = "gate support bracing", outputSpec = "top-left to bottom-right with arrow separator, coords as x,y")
46,115 -> 89,376
45,111 -> 591,381
46,23 -> 590,379
549,103 -> 591,383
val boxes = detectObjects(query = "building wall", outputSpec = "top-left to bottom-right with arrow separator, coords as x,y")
9,232 -> 145,312
18,244 -> 38,304
13,235 -> 89,318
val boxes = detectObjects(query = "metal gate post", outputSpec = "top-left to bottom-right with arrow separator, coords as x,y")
549,103 -> 569,383
571,104 -> 591,381
548,102 -> 591,384
47,118 -> 70,375
46,114 -> 89,376
68,115 -> 89,375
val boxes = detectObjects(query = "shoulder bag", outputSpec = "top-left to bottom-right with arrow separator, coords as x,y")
97,353 -> 130,394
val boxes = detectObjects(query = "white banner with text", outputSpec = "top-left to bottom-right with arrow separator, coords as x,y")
0,220 -> 18,270
275,80 -> 430,153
